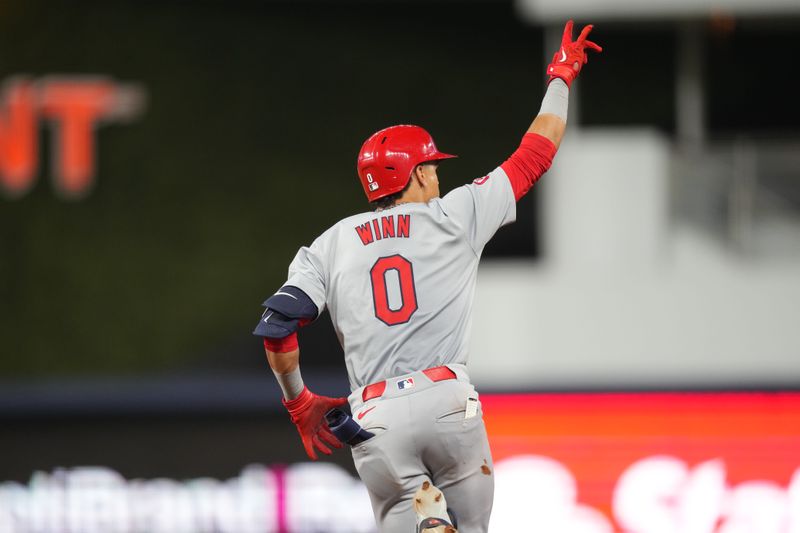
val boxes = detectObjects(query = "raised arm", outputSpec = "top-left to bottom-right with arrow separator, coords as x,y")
501,20 -> 602,201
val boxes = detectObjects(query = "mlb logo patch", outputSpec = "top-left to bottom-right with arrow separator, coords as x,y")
397,377 -> 415,390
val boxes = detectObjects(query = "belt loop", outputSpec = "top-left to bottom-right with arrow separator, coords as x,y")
444,363 -> 470,383
362,380 -> 387,402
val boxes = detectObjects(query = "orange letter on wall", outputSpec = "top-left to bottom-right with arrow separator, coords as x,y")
39,80 -> 119,197
0,80 -> 38,197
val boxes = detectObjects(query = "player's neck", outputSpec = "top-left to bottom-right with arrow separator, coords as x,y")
375,183 -> 438,211
399,186 -> 435,205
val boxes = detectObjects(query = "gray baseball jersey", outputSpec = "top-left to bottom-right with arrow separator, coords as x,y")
282,166 -> 515,391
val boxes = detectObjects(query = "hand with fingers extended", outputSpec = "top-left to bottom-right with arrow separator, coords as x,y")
547,20 -> 603,87
282,386 -> 348,460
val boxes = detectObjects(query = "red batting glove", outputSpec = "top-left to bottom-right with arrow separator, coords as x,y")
546,20 -> 602,88
282,386 -> 348,460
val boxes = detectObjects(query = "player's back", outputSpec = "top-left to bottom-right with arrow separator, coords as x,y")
284,167 -> 516,390
326,200 -> 479,390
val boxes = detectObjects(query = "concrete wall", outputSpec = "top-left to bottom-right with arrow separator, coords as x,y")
469,129 -> 800,389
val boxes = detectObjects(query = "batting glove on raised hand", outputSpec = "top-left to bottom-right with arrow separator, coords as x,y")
547,20 -> 602,88
283,386 -> 347,460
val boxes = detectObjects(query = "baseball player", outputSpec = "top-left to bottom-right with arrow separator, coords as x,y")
254,20 -> 601,533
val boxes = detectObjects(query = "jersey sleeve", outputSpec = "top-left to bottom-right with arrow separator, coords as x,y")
284,235 -> 328,316
439,166 -> 517,252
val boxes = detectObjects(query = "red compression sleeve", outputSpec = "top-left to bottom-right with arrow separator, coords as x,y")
500,133 -> 558,201
264,333 -> 298,353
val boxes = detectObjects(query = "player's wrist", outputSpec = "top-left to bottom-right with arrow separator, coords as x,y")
538,78 -> 569,122
282,385 -> 312,413
546,65 -> 578,88
274,365 -> 305,401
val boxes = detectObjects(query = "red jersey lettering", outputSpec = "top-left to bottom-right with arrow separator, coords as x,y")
397,214 -> 410,238
355,223 -> 374,245
381,215 -> 395,238
356,214 -> 412,246
372,218 -> 382,240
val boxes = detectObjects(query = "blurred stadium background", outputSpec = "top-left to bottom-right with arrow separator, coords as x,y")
1,0 -> 799,531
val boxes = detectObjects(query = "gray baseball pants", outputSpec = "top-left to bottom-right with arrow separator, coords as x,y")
348,364 -> 494,533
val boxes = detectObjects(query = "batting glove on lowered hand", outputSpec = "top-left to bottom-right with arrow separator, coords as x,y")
283,386 -> 348,460
547,20 -> 602,87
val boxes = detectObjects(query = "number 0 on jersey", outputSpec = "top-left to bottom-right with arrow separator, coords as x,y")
370,254 -> 418,326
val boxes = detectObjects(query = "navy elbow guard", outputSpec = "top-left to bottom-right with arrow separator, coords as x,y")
253,285 -> 318,338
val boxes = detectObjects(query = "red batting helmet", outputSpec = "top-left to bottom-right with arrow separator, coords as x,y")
357,125 -> 457,202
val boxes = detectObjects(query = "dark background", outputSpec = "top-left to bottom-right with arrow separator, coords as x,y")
1,0 -> 798,482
